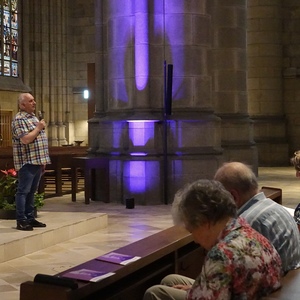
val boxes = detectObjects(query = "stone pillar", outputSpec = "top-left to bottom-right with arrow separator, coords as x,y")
210,0 -> 257,171
91,0 -> 256,204
163,0 -> 222,198
282,2 -> 300,155
22,0 -> 69,146
247,0 -> 288,165
89,0 -> 106,153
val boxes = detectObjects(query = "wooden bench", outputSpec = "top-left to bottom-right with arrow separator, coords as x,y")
262,268 -> 300,299
261,186 -> 282,205
19,186 -> 285,299
19,226 -> 205,300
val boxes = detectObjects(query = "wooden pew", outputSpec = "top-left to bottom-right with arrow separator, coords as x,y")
0,146 -> 14,171
19,186 -> 285,300
262,268 -> 300,299
0,146 -> 88,198
261,186 -> 282,205
20,226 -> 205,300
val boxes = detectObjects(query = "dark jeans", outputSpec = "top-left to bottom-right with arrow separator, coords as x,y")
15,164 -> 42,222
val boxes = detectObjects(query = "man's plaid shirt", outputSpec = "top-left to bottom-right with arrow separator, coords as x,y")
12,111 -> 51,171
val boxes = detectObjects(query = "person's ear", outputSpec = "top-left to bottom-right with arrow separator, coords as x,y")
229,189 -> 241,207
202,220 -> 211,230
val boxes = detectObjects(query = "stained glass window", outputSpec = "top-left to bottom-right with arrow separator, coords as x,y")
1,0 -> 18,77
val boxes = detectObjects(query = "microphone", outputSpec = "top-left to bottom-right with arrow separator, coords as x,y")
38,111 -> 43,121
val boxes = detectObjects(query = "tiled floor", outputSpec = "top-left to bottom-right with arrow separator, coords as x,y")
1,167 -> 300,300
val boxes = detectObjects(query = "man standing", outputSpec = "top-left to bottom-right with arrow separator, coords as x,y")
214,161 -> 300,274
12,93 -> 51,231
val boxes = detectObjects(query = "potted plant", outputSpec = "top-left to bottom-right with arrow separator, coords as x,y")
0,168 -> 45,219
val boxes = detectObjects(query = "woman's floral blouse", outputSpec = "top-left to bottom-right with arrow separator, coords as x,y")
187,217 -> 282,300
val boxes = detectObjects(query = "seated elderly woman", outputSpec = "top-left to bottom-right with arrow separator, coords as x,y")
143,179 -> 282,300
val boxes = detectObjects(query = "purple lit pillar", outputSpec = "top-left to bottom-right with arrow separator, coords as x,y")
134,0 -> 150,107
135,0 -> 149,91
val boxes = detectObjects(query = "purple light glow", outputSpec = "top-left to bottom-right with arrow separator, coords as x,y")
127,120 -> 157,123
130,152 -> 148,156
108,2 -> 134,103
113,122 -> 124,148
129,161 -> 146,193
135,0 -> 149,90
124,161 -> 159,193
155,0 -> 187,102
129,121 -> 154,146
153,0 -> 163,34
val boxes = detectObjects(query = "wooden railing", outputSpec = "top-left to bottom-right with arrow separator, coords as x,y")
0,146 -> 89,198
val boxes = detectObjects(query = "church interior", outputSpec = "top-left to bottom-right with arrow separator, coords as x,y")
1,0 -> 300,299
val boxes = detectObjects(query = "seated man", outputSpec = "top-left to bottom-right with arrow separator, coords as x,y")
144,180 -> 282,300
214,161 -> 300,273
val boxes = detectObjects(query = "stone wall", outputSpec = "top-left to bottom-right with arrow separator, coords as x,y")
247,0 -> 288,166
283,1 -> 300,156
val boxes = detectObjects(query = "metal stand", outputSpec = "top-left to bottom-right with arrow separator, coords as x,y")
163,61 -> 173,204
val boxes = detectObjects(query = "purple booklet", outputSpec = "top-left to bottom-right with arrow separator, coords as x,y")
96,251 -> 141,265
62,268 -> 115,282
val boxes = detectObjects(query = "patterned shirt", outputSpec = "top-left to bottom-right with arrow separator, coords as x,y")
12,111 -> 51,171
238,192 -> 300,273
187,218 -> 282,300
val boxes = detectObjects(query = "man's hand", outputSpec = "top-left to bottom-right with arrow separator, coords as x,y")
37,119 -> 46,131
172,284 -> 192,291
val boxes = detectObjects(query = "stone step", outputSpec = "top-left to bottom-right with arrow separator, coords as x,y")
0,209 -> 108,263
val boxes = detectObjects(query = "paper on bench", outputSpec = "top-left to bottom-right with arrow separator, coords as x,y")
96,251 -> 141,265
283,206 -> 295,216
62,268 -> 115,282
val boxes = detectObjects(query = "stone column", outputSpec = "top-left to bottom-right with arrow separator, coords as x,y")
210,0 -> 257,171
89,0 -> 107,153
282,2 -> 300,155
92,0 -> 259,204
247,0 -> 287,165
22,0 -> 68,146
164,0 -> 222,197
92,0 -> 226,204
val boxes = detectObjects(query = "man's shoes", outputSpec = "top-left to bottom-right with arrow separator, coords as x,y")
29,219 -> 47,228
16,219 -> 46,230
17,220 -> 33,231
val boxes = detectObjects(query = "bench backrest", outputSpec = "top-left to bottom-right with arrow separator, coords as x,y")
261,186 -> 282,205
20,226 -> 205,300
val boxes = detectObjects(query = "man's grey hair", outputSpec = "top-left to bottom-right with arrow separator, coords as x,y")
214,162 -> 258,194
18,93 -> 31,105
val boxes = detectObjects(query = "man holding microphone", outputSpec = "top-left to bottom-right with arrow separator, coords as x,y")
12,93 -> 51,231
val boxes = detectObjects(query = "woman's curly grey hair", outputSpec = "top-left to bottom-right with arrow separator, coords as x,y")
171,179 -> 237,230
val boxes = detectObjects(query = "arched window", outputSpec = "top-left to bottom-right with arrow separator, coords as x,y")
1,0 -> 18,77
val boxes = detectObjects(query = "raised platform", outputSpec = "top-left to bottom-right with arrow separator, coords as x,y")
0,199 -> 108,264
